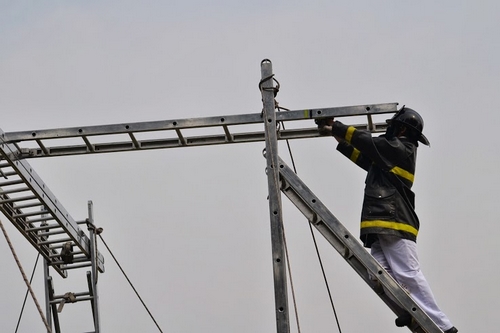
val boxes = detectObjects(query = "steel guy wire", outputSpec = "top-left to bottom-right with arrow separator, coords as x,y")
97,233 -> 163,333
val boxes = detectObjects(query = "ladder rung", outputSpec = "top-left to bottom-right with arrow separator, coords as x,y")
0,179 -> 25,187
0,195 -> 37,204
52,262 -> 92,270
0,171 -> 18,177
38,237 -> 72,246
25,224 -> 61,232
49,250 -> 84,258
51,291 -> 92,301
0,186 -> 30,195
33,229 -> 66,237
222,124 -> 234,142
26,216 -> 55,223
50,242 -> 78,250
50,256 -> 90,266
14,201 -> 44,210
50,295 -> 93,304
13,210 -> 49,218
35,139 -> 49,155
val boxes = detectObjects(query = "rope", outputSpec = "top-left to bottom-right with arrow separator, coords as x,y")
97,234 -> 164,333
15,253 -> 41,333
0,218 -> 52,333
277,105 -> 343,333
258,74 -> 280,97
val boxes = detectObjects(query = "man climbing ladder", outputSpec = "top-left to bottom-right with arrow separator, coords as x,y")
317,106 -> 458,333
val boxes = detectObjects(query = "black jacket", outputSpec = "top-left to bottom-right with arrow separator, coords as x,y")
331,121 -> 420,247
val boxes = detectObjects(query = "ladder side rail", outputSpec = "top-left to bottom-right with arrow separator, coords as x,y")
0,131 -> 105,273
276,103 -> 398,122
47,276 -> 61,333
87,201 -> 100,333
42,217 -> 53,333
278,157 -> 443,333
261,60 -> 290,333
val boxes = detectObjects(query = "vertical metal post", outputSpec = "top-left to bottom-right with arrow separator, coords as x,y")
43,260 -> 52,333
87,201 -> 100,333
42,215 -> 53,333
260,59 -> 290,333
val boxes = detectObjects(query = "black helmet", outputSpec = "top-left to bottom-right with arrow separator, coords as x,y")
387,106 -> 430,146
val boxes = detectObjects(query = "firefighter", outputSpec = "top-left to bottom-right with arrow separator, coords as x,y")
317,107 -> 457,332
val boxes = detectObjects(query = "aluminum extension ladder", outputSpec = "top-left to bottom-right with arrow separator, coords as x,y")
0,132 -> 103,333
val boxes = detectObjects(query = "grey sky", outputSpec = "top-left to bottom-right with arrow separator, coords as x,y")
0,1 -> 498,332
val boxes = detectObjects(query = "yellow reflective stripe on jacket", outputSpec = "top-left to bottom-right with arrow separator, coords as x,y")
361,220 -> 418,237
350,148 -> 360,163
345,126 -> 356,144
390,166 -> 414,183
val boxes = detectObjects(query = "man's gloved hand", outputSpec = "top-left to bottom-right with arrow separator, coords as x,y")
316,117 -> 334,136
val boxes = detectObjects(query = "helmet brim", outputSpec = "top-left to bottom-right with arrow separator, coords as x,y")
419,133 -> 430,146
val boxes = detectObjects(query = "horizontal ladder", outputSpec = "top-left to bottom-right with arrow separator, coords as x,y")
277,157 -> 443,333
2,103 -> 397,159
0,130 -> 104,277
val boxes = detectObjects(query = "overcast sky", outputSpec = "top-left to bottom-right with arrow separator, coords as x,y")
0,1 -> 498,332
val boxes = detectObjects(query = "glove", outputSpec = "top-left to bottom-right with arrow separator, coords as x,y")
316,118 -> 334,136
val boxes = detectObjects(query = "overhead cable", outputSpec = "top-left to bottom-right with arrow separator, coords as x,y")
97,234 -> 164,333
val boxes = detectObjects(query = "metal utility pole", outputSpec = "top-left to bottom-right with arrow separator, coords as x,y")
260,59 -> 290,333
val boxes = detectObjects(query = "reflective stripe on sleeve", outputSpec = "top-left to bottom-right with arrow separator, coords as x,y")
350,148 -> 360,163
361,220 -> 418,237
345,126 -> 356,144
390,166 -> 414,183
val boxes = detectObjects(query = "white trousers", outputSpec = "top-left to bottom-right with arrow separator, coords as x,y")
370,234 -> 453,331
